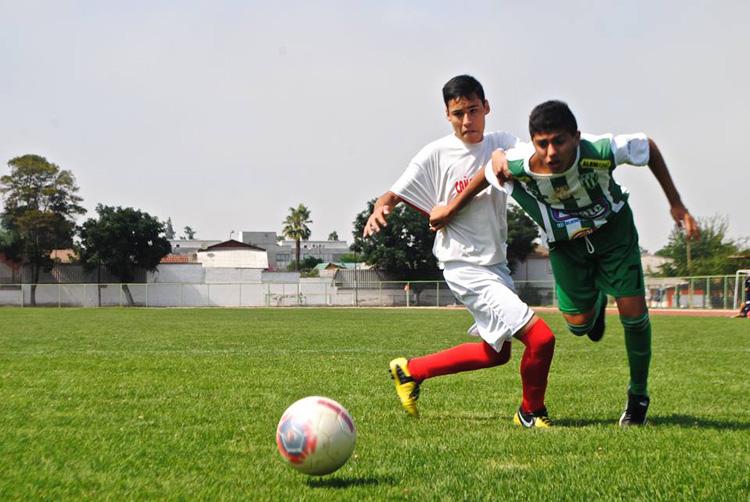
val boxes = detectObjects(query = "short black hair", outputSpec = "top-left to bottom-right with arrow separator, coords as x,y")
529,100 -> 578,136
442,75 -> 485,106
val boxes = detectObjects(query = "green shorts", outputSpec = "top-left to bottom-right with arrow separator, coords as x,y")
549,204 -> 645,314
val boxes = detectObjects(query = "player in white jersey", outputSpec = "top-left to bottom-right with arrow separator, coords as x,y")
363,75 -> 557,428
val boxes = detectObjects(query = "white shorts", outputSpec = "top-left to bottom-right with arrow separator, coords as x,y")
442,261 -> 534,352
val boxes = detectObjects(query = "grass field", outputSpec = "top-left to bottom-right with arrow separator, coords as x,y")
1,308 -> 748,500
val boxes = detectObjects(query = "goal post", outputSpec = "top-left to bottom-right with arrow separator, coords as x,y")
733,269 -> 750,310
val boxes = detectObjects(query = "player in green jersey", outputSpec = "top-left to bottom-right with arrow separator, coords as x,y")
430,100 -> 699,426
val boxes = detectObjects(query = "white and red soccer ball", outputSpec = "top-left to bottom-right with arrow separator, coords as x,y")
276,396 -> 356,475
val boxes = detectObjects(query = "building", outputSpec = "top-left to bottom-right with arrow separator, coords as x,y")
240,231 -> 350,271
196,239 -> 268,269
239,232 -> 288,270
169,239 -> 222,256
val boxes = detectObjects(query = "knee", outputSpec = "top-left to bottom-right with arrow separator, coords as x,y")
496,342 -> 512,365
527,319 -> 556,351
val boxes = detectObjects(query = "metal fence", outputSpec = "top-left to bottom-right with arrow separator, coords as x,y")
0,273 -> 746,309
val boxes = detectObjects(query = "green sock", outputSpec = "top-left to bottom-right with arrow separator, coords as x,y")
621,313 -> 651,396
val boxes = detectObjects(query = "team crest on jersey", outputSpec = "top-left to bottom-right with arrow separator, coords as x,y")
580,171 -> 600,190
553,186 -> 573,200
580,158 -> 611,169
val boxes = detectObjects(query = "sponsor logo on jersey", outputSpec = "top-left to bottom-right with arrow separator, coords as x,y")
455,176 -> 470,194
580,158 -> 612,169
550,198 -> 612,224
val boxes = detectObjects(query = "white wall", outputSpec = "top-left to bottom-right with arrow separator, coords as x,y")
196,249 -> 268,269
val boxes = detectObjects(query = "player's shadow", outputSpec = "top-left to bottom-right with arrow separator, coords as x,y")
306,475 -> 397,489
649,414 -> 750,430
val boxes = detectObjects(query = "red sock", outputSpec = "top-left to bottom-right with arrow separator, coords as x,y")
407,341 -> 511,381
516,319 -> 555,413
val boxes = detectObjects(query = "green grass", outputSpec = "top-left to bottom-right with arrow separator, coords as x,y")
0,308 -> 748,500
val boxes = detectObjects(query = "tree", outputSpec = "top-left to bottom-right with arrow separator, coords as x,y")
506,204 -> 540,272
656,215 -> 750,276
183,226 -> 196,239
328,231 -> 339,241
79,205 -> 171,305
282,204 -> 312,270
0,155 -> 85,305
164,217 -> 176,239
288,256 -> 323,275
351,199 -> 439,279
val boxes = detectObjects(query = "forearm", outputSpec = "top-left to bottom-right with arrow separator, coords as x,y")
374,191 -> 403,210
647,138 -> 683,207
446,170 -> 489,215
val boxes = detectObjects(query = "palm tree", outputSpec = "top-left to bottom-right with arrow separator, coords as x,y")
282,204 -> 312,270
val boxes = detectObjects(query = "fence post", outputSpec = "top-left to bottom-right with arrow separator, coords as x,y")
406,282 -> 410,308
58,283 -> 62,308
297,282 -> 301,306
379,282 -> 382,306
146,283 -> 149,307
180,283 -> 184,307
207,284 -> 210,307
436,281 -> 440,307
689,278 -> 694,309
723,276 -> 728,310
706,277 -> 710,309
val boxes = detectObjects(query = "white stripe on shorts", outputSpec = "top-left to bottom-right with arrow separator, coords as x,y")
442,261 -> 534,351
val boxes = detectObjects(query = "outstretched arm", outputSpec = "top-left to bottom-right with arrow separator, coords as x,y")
647,138 -> 699,239
363,191 -> 403,237
429,150 -> 510,230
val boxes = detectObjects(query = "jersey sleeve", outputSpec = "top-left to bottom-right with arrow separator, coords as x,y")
389,153 -> 438,215
611,133 -> 650,166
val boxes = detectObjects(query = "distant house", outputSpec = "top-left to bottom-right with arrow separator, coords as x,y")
511,246 -> 554,283
196,239 -> 268,269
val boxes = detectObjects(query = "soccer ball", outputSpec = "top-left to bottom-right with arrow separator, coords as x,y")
275,396 -> 356,475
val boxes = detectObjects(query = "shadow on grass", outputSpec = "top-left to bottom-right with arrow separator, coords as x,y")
306,475 -> 397,489
555,415 -> 750,430
650,414 -> 750,430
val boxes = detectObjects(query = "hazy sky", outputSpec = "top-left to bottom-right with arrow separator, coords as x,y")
2,1 -> 748,253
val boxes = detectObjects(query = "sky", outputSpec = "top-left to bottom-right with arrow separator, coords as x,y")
1,0 -> 748,253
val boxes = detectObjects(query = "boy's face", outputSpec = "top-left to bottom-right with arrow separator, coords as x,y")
446,95 -> 490,144
531,130 -> 581,172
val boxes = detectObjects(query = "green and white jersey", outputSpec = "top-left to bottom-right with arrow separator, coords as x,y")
486,133 -> 649,243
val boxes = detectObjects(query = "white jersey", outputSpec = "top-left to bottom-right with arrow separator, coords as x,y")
390,131 -> 519,266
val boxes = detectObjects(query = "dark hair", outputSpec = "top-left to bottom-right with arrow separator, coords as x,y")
442,75 -> 485,106
529,100 -> 578,136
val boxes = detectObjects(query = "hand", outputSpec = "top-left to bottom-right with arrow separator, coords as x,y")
491,149 -> 512,185
429,204 -> 453,231
671,204 -> 700,240
363,205 -> 390,237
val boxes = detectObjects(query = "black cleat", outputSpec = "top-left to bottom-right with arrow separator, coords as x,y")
587,294 -> 607,342
619,392 -> 650,426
